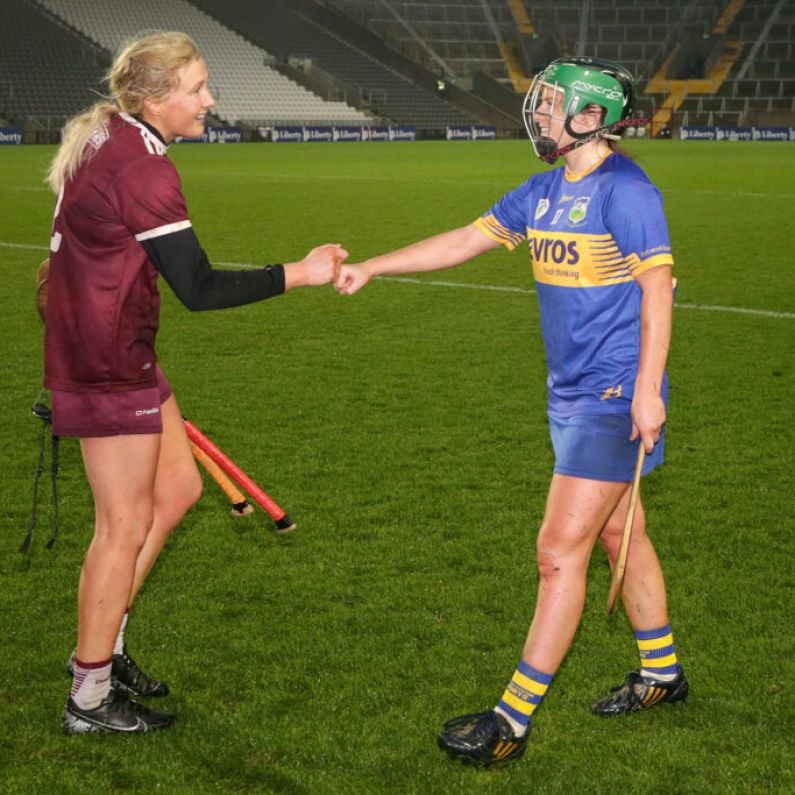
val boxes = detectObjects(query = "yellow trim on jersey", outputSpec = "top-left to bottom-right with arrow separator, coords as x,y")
527,230 -> 673,287
474,216 -> 674,286
564,150 -> 611,182
474,214 -> 524,251
638,253 -> 675,273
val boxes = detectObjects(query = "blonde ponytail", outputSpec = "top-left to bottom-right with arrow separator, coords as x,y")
47,31 -> 201,194
47,102 -> 118,193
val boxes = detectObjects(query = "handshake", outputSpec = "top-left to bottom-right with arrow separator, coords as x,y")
284,243 -> 371,296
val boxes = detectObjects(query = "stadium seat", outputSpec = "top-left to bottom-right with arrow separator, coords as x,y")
35,0 -> 373,126
187,0 -> 476,129
0,0 -> 109,123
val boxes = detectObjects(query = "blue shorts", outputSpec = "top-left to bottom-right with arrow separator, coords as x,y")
549,413 -> 664,482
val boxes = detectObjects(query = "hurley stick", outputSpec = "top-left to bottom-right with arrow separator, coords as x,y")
184,418 -> 296,532
607,442 -> 645,614
191,442 -> 253,516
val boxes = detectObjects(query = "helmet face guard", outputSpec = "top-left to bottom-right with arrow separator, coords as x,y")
523,57 -> 637,163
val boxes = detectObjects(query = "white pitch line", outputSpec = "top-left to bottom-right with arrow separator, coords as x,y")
181,170 -> 795,199
380,275 -> 536,295
3,243 -> 792,320
673,302 -> 794,319
181,169 -> 506,187
224,266 -> 795,319
662,187 -> 795,200
379,276 -> 795,319
1,241 -> 48,250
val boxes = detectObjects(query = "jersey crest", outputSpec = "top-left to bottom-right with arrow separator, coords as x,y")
534,198 -> 550,220
88,123 -> 110,151
568,197 -> 590,225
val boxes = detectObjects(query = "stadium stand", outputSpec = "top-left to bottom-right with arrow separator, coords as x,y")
660,0 -> 795,128
3,0 -> 792,136
324,0 -> 794,134
188,0 -> 478,130
324,0 -> 515,86
0,0 -> 109,126
326,0 -> 723,88
34,0 -> 373,126
529,0 -> 725,79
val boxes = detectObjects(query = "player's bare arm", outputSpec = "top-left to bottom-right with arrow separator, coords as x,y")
632,264 -> 673,451
335,223 -> 498,295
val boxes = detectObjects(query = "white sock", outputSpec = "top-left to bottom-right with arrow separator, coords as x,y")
70,658 -> 112,710
641,668 -> 678,682
494,705 -> 529,738
113,610 -> 129,656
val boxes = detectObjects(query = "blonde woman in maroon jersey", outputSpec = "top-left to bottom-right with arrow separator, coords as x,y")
46,31 -> 346,733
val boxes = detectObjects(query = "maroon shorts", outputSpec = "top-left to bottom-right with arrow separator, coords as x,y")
51,367 -> 173,438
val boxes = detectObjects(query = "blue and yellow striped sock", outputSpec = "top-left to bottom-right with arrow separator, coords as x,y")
495,660 -> 553,736
636,624 -> 681,681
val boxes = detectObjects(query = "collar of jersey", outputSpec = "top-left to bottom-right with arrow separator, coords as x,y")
564,150 -> 611,183
119,112 -> 168,155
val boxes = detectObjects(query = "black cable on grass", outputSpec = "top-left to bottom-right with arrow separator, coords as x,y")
20,392 -> 60,553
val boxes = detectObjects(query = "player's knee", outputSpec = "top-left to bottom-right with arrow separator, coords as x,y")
536,517 -> 591,566
536,521 -> 568,578
536,546 -> 564,580
94,509 -> 153,552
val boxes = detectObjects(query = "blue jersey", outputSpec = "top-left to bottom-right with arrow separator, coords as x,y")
475,152 -> 674,418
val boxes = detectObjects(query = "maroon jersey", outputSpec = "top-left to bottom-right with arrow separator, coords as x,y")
45,113 -> 190,393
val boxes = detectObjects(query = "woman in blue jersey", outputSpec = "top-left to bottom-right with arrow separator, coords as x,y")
336,57 -> 687,767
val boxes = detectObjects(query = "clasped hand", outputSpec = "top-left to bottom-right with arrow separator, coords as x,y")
334,263 -> 371,296
285,244 -> 349,289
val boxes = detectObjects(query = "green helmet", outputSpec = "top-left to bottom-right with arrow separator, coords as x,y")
523,57 -> 637,163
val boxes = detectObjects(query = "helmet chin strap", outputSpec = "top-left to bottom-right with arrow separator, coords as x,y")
537,116 -> 649,164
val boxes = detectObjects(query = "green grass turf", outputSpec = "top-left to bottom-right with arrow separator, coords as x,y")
0,140 -> 792,793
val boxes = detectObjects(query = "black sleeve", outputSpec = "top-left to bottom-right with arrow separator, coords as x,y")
141,226 -> 285,311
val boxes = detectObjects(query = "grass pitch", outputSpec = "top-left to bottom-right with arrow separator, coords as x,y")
0,139 -> 793,793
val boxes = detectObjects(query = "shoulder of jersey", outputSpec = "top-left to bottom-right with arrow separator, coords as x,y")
606,153 -> 649,182
115,113 -> 168,157
527,167 -> 559,191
